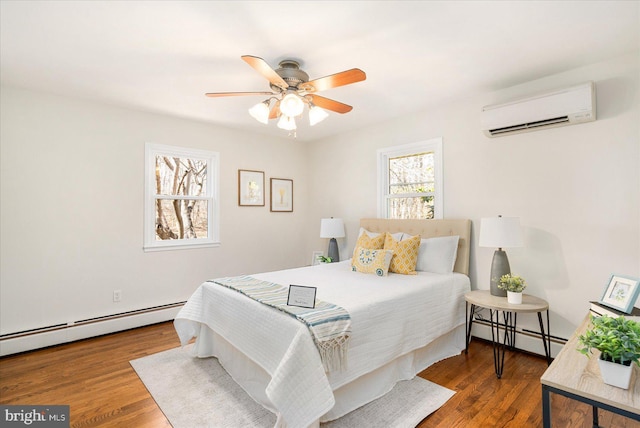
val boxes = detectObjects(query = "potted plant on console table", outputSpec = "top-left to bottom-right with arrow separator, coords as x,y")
498,274 -> 526,304
578,315 -> 640,389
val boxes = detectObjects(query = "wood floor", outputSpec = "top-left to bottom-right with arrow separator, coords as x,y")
1,322 -> 638,428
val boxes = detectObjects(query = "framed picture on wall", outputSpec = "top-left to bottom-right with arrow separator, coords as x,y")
270,178 -> 293,212
599,274 -> 640,314
238,170 -> 265,206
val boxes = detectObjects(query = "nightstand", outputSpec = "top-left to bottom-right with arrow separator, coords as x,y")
465,289 -> 551,378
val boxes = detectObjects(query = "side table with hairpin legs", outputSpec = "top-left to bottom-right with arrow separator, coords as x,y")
465,289 -> 551,379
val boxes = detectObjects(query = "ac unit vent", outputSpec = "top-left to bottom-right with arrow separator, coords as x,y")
481,82 -> 595,137
489,116 -> 570,136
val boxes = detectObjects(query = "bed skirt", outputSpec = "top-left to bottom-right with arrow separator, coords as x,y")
189,322 -> 465,427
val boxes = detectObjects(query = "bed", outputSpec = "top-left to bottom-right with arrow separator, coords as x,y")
174,218 -> 471,428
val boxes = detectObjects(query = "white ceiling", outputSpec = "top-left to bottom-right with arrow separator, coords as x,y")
1,1 -> 638,142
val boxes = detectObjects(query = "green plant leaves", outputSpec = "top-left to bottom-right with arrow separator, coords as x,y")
577,315 -> 640,366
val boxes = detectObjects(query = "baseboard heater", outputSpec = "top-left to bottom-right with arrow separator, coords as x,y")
471,316 -> 568,358
0,302 -> 185,356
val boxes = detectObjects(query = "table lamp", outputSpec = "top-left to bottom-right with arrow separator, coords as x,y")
320,218 -> 345,262
479,215 -> 523,296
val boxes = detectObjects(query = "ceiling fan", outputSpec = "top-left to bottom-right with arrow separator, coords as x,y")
205,55 -> 366,131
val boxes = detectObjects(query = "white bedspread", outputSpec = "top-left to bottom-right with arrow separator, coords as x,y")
174,261 -> 470,428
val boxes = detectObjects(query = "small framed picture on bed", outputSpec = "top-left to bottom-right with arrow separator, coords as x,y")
238,170 -> 265,206
287,285 -> 317,308
599,274 -> 640,314
270,178 -> 293,212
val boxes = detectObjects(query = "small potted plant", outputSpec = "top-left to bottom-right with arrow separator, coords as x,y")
498,274 -> 526,304
577,315 -> 640,389
317,255 -> 333,264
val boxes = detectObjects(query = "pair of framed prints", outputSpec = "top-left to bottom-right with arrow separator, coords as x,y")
238,169 -> 292,212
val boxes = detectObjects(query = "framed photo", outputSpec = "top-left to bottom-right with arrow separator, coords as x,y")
238,170 -> 264,206
287,285 -> 317,308
599,274 -> 640,314
270,178 -> 293,212
311,251 -> 323,266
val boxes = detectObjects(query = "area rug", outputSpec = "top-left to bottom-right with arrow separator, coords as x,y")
130,346 -> 455,428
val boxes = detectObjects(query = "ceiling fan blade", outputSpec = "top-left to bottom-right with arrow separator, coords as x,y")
300,68 -> 366,92
241,55 -> 289,91
308,95 -> 353,114
269,101 -> 281,119
205,91 -> 275,97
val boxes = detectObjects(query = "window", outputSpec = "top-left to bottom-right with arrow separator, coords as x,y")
144,143 -> 220,251
377,138 -> 443,219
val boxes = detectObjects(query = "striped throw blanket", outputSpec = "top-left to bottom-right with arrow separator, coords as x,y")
209,276 -> 351,372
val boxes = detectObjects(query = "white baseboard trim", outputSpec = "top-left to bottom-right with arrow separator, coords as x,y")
0,303 -> 184,356
470,320 -> 566,359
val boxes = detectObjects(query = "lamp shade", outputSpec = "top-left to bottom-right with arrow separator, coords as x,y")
320,218 -> 345,238
309,105 -> 329,126
277,115 -> 296,130
248,101 -> 270,124
479,216 -> 523,248
280,93 -> 305,117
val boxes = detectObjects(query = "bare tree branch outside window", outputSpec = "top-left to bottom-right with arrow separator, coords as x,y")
387,152 -> 435,219
154,155 -> 208,240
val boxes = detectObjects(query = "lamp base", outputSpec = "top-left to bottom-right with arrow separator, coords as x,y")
490,249 -> 510,297
327,238 -> 340,263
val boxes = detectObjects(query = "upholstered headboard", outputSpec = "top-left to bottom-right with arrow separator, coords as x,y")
359,218 -> 472,276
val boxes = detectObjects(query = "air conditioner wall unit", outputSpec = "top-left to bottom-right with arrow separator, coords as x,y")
481,81 -> 596,137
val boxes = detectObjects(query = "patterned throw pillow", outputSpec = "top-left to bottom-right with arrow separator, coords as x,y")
352,230 -> 386,258
384,232 -> 421,275
351,247 -> 394,276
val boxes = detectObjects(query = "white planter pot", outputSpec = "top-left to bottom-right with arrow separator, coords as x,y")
598,356 -> 633,389
507,291 -> 522,304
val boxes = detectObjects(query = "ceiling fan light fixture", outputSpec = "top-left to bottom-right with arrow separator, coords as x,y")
208,56 -> 366,135
308,105 -> 329,126
279,93 -> 305,117
248,100 -> 270,124
277,115 -> 297,131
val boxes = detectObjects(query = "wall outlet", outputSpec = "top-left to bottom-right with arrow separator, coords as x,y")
113,290 -> 122,302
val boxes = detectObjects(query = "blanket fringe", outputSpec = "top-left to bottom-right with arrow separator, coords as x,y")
317,337 -> 350,372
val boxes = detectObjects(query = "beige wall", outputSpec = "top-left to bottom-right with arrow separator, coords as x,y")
0,86 -> 310,335
306,53 -> 640,340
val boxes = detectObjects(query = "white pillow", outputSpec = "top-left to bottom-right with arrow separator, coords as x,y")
358,228 -> 403,241
415,235 -> 459,274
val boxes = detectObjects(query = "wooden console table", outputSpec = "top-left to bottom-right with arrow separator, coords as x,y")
540,314 -> 640,427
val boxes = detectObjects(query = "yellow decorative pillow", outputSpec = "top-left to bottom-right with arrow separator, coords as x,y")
384,232 -> 421,275
352,230 -> 385,258
352,247 -> 394,276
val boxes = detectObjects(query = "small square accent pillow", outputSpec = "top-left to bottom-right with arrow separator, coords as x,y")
384,232 -> 421,275
352,230 -> 386,258
352,247 -> 394,276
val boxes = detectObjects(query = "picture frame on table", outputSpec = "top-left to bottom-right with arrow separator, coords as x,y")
599,274 -> 640,314
270,178 -> 293,212
238,170 -> 265,206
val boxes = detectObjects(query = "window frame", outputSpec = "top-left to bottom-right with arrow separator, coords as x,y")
377,137 -> 443,219
144,143 -> 220,252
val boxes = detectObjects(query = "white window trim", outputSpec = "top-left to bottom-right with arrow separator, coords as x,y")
144,143 -> 220,252
377,137 -> 443,219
